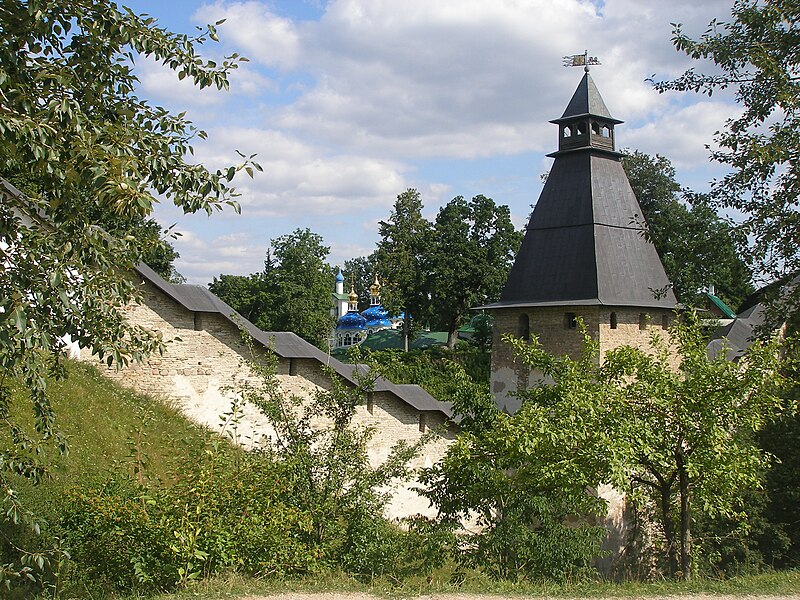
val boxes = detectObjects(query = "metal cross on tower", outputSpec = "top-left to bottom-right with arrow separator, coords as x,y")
562,50 -> 601,72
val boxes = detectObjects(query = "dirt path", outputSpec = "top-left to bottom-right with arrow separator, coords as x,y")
240,594 -> 800,600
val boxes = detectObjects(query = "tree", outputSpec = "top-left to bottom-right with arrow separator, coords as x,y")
211,230 -> 333,349
602,317 -> 787,578
376,189 -> 433,352
0,0 -> 257,584
425,317 -> 789,580
653,0 -> 800,291
622,150 -> 753,308
420,327 -> 610,580
1,166 -> 185,282
237,339 -> 427,573
209,272 -> 273,330
270,229 -> 334,349
429,195 -> 521,348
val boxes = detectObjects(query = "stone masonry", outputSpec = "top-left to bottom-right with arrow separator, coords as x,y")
490,305 -> 674,404
83,267 -> 454,520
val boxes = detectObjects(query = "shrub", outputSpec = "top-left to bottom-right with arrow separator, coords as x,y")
57,449 -> 319,595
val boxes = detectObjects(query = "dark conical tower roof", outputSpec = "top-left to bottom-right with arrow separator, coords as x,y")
554,72 -> 622,124
490,73 -> 676,310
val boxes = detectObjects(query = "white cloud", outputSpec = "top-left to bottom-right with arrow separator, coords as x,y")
190,0 -> 736,166
171,229 -> 266,283
140,0 -> 744,285
624,100 -> 739,171
136,56 -> 227,107
189,126 -> 408,217
135,53 -> 276,111
194,1 -> 302,69
328,241 -> 375,266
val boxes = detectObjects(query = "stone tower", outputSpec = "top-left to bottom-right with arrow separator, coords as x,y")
486,72 -> 677,413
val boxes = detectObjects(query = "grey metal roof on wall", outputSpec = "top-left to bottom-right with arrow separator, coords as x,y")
134,263 -> 452,418
707,274 -> 800,360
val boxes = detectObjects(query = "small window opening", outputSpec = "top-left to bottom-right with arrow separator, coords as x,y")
591,122 -> 600,135
565,312 -> 577,329
610,312 -> 618,329
562,126 -> 572,138
639,313 -> 649,330
602,125 -> 612,137
518,313 -> 530,341
576,122 -> 588,135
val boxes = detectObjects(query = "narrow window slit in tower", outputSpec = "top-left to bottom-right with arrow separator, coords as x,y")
565,312 -> 577,329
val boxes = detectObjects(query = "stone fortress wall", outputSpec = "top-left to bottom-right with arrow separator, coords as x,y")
83,266 -> 454,520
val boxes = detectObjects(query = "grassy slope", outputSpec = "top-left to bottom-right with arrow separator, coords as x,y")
9,360 -> 219,510
151,569 -> 800,599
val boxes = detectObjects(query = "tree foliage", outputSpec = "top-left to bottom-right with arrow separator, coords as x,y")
270,229 -> 334,348
429,195 -> 521,348
211,229 -> 333,349
208,272 -> 273,330
376,189 -> 433,351
622,150 -> 753,308
376,189 -> 520,351
425,317 -> 790,580
421,327 -> 608,581
1,165 -> 185,282
602,317 -> 788,578
343,253 -> 379,312
0,0 -> 257,585
653,0 -> 800,289
235,339 -> 432,576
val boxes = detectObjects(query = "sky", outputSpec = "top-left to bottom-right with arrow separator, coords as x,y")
121,0 -> 740,285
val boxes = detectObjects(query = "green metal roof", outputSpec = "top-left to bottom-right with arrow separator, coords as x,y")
705,292 -> 736,319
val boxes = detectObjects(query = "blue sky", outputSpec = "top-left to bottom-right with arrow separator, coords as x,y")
122,0 -> 739,285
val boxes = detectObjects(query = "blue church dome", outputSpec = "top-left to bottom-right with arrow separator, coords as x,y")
361,304 -> 392,329
337,310 -> 367,330
335,269 -> 345,283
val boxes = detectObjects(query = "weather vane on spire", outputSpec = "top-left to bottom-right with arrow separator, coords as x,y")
563,50 -> 601,72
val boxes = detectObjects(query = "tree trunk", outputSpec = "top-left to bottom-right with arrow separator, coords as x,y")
403,314 -> 410,352
447,316 -> 459,349
660,484 -> 679,577
677,452 -> 692,579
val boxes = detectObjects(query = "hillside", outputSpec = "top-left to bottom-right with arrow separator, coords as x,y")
7,360 -> 224,528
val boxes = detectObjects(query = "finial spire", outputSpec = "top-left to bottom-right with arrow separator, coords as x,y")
563,50 -> 601,72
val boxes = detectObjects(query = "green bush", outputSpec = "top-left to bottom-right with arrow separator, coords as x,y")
59,478 -> 176,593
460,496 -> 604,581
57,449 -> 319,595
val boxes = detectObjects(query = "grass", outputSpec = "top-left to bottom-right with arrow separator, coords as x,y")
146,569 -> 800,599
8,360 -> 222,513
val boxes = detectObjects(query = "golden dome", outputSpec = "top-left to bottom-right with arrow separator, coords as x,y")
369,274 -> 381,297
348,285 -> 359,304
